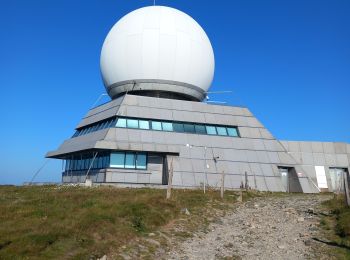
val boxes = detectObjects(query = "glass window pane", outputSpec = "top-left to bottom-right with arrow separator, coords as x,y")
173,123 -> 184,132
162,122 -> 173,131
136,153 -> 147,169
195,125 -> 206,134
125,153 -> 135,168
116,118 -> 127,128
151,121 -> 162,131
227,127 -> 239,137
99,121 -> 107,130
127,119 -> 138,128
183,124 -> 195,133
139,120 -> 150,129
216,127 -> 227,136
206,126 -> 217,135
110,152 -> 125,168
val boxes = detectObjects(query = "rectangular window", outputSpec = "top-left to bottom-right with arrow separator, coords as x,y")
227,127 -> 238,137
125,153 -> 135,168
116,118 -> 127,128
216,127 -> 227,136
136,153 -> 147,169
139,120 -> 150,129
127,119 -> 138,128
151,121 -> 162,131
110,152 -> 125,168
206,126 -> 217,135
162,122 -> 173,131
183,123 -> 195,133
173,123 -> 184,132
195,125 -> 206,134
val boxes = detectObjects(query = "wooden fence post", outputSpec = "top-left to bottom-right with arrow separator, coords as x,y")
220,171 -> 225,199
166,157 -> 174,200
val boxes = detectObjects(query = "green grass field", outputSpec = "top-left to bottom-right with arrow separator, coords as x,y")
0,185 -> 238,259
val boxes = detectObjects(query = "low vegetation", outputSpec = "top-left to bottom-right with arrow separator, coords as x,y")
319,194 -> 350,258
0,185 -> 241,259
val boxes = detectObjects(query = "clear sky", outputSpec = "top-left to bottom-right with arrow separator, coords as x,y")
1,0 -> 349,185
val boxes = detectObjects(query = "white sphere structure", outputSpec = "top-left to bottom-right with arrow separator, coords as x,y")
100,6 -> 215,101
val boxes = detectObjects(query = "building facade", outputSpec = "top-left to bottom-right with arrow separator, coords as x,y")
46,94 -> 350,193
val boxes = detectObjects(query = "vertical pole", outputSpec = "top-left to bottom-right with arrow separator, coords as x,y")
166,157 -> 174,200
203,147 -> 207,194
344,171 -> 350,207
220,171 -> 225,199
244,171 -> 249,190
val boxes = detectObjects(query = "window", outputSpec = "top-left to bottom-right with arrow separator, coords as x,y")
116,118 -> 127,128
206,126 -> 217,135
151,121 -> 162,131
110,152 -> 125,168
127,119 -> 138,129
216,127 -> 227,136
136,153 -> 147,169
125,153 -> 135,168
183,123 -> 195,133
139,120 -> 150,129
162,122 -> 173,131
227,127 -> 239,137
195,125 -> 206,134
173,123 -> 184,132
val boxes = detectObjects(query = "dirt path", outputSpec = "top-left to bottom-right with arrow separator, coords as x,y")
166,194 -> 331,260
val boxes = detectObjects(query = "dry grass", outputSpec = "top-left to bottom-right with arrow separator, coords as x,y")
0,185 -> 241,259
319,195 -> 350,258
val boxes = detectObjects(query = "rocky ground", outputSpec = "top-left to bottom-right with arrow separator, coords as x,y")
165,194 -> 332,260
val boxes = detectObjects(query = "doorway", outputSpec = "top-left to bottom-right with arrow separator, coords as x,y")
278,166 -> 303,192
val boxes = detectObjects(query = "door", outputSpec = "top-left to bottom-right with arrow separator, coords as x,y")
329,168 -> 345,193
279,167 -> 289,192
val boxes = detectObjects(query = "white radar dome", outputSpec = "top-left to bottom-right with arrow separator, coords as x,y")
100,6 -> 215,101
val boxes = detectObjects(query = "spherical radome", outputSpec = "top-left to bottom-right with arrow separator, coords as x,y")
100,6 -> 215,101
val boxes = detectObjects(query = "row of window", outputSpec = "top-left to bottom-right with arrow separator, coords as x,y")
65,152 -> 147,171
65,153 -> 110,171
110,152 -> 147,169
115,117 -> 240,137
72,117 -> 240,138
72,118 -> 117,137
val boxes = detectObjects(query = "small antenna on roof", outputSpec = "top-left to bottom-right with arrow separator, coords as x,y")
153,0 -> 156,6
204,90 -> 233,104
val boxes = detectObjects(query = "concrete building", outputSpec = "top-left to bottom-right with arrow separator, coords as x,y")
46,6 -> 350,193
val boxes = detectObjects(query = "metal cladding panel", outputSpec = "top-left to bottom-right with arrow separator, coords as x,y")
313,153 -> 326,165
265,177 -> 284,192
259,128 -> 274,139
181,172 -> 196,186
206,173 -> 221,188
76,108 -> 119,129
311,142 -> 324,153
299,178 -> 318,193
46,129 -> 109,157
301,153 -> 314,165
334,143 -> 347,154
85,96 -> 124,118
300,142 -> 313,153
336,154 -> 349,166
255,176 -> 269,191
267,152 -> 280,164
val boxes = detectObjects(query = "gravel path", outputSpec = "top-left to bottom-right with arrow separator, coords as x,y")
167,194 -> 331,260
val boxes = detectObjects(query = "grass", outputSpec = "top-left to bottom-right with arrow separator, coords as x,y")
319,194 -> 350,259
0,185 -> 243,259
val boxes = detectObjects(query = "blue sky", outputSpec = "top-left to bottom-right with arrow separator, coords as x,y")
1,0 -> 349,185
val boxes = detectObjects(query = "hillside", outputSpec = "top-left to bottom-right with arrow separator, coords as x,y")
0,185 -> 348,259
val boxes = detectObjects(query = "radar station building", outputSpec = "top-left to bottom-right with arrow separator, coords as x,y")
47,6 -> 350,193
